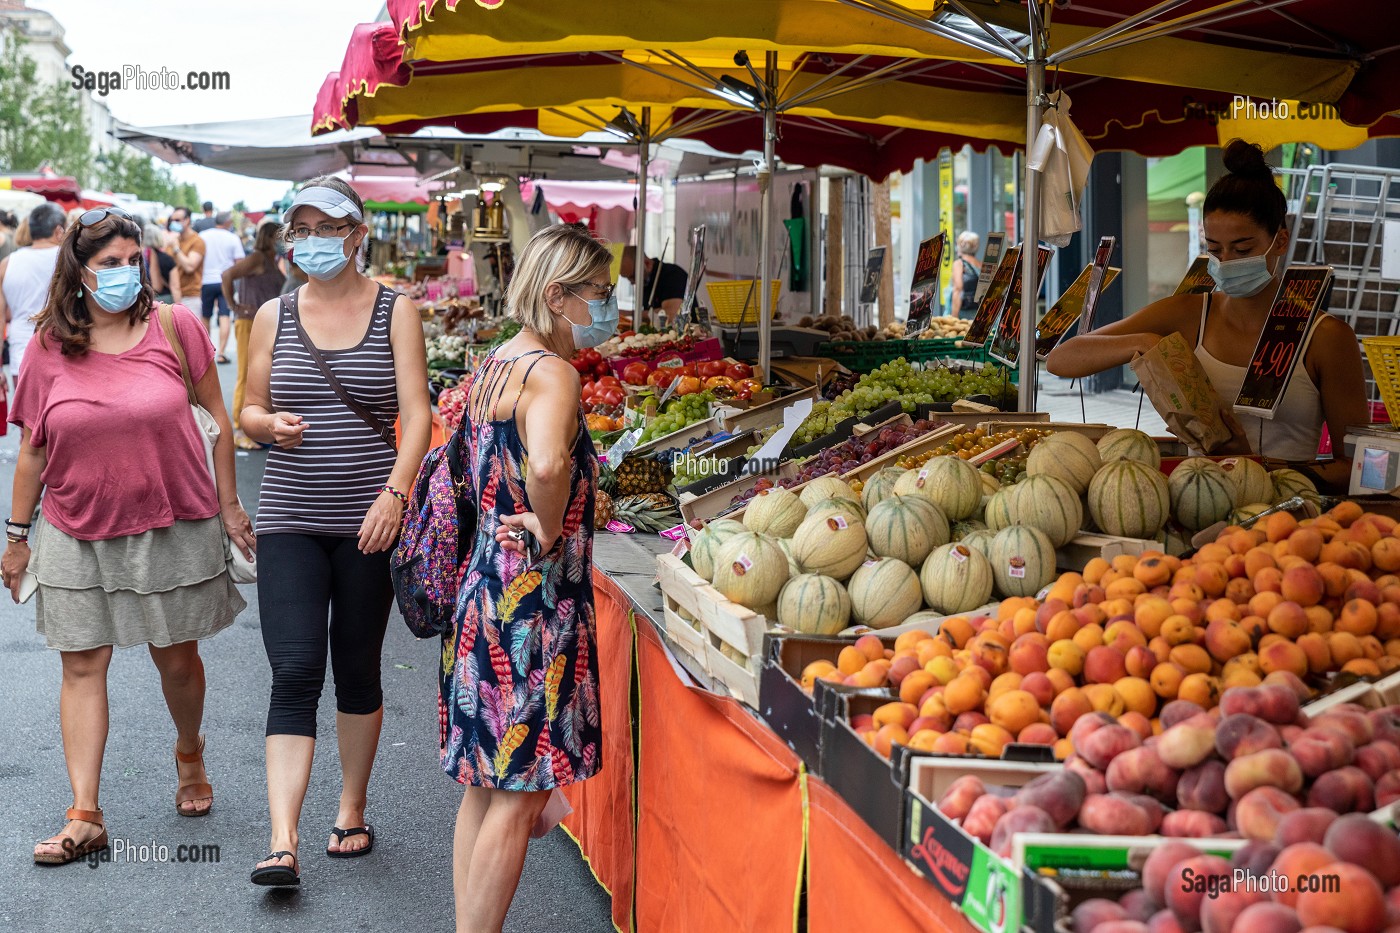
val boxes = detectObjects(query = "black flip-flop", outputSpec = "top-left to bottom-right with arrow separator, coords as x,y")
326,824 -> 374,859
216,354 -> 231,364
251,851 -> 299,886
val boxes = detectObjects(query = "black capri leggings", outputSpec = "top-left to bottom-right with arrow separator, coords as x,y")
257,533 -> 395,738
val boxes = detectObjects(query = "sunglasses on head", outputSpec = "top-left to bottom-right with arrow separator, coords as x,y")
78,206 -> 134,227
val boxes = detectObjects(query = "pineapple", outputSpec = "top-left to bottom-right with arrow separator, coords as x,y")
614,456 -> 669,495
595,490 -> 615,529
609,493 -> 681,533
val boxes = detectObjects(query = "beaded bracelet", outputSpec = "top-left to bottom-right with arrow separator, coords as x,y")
381,485 -> 409,506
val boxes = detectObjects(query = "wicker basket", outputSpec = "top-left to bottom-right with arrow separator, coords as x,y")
705,280 -> 781,325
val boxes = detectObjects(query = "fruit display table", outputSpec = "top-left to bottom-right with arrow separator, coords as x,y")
572,532 -> 977,933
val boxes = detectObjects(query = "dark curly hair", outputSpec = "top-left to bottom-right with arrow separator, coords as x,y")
33,211 -> 152,357
1204,139 -> 1287,235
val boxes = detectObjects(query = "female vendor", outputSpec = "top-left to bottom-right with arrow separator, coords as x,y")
1046,139 -> 1366,493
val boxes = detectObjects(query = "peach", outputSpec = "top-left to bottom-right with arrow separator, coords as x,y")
1106,745 -> 1180,802
1230,903 -> 1302,933
1072,900 -> 1129,933
1014,769 -> 1088,829
989,804 -> 1058,858
1220,684 -> 1301,724
1079,792 -> 1154,837
1354,741 -> 1400,781
1127,793 -> 1166,833
1275,807 -> 1340,847
1065,754 -> 1109,795
1322,814 -> 1400,888
1232,839 -> 1282,878
953,711 -> 990,733
1307,766 -> 1376,813
888,654 -> 922,686
1125,645 -> 1159,680
1203,620 -> 1252,663
1119,889 -> 1157,923
1201,888 -> 1268,933
1297,863 -> 1387,933
1164,854 -> 1234,932
1156,713 -> 1219,769
1147,912 -> 1186,933
1161,809 -> 1228,838
1085,645 -> 1129,684
1370,707 -> 1400,744
1271,842 -> 1337,909
1076,723 -> 1143,770
1142,841 -> 1212,908
1314,710 -> 1376,746
1161,700 -> 1208,729
1262,669 -> 1312,701
1292,727 -> 1356,778
1234,785 -> 1302,841
960,793 -> 1010,845
1178,759 -> 1229,813
1215,713 -> 1283,759
1051,689 -> 1097,737
1225,748 -> 1304,798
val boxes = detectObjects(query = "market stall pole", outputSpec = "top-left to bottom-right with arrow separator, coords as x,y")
636,107 -> 650,330
758,52 -> 778,382
1019,11 -> 1049,413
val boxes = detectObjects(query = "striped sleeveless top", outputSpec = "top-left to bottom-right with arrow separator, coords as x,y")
256,284 -> 400,536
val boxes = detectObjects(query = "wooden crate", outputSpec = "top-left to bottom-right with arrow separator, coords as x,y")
717,385 -> 819,434
700,586 -> 770,709
979,421 -> 1115,441
656,553 -> 711,672
1056,533 -> 1159,570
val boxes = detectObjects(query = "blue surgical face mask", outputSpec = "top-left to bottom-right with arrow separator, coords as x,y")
563,291 -> 620,349
85,264 -> 142,313
168,221 -> 183,233
293,234 -> 353,281
1208,231 -> 1281,298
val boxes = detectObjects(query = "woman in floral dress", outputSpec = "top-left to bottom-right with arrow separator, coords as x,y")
441,224 -> 612,932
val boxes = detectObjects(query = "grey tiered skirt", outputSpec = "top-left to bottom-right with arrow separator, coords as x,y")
28,510 -> 246,651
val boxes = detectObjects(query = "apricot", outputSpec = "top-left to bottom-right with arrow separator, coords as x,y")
1114,676 -> 1157,717
899,670 -> 937,705
969,722 -> 1014,758
1288,526 -> 1324,561
1304,604 -> 1334,633
1104,620 -> 1148,652
1083,683 -> 1128,717
1169,644 -> 1213,675
1326,499 -> 1364,527
943,674 -> 985,715
931,731 -> 970,755
847,668 -> 885,688
1084,645 -> 1128,684
1265,600 -> 1308,638
1194,562 -> 1229,597
987,689 -> 1040,734
1047,639 -> 1086,677
1328,631 -> 1365,665
1073,623 -> 1106,655
1083,557 -> 1111,585
1258,639 -> 1308,678
1150,662 -> 1186,699
1124,645 -> 1158,679
801,660 -> 839,691
1045,610 -> 1082,642
1336,598 -> 1378,637
1044,667 -> 1075,696
1178,672 -> 1221,709
1050,687 -> 1095,737
1248,589 -> 1284,619
1017,722 -> 1058,747
1159,615 -> 1196,647
940,615 -> 976,649
1202,619 -> 1250,663
1245,549 -> 1279,580
1262,510 -> 1298,542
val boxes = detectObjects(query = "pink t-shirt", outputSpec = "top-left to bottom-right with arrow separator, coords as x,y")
9,304 -> 220,541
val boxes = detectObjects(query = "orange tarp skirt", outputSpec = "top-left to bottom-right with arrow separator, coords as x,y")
561,571 -> 638,933
807,777 -> 978,933
633,621 -> 806,932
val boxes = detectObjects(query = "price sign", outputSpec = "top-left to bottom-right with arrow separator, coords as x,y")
905,233 -> 946,338
859,246 -> 886,305
989,245 -> 1054,366
1034,262 -> 1121,359
605,427 -> 644,469
973,233 -> 1005,305
656,375 -> 682,407
1078,236 -> 1118,335
963,244 -> 1021,347
1234,266 -> 1333,419
1174,256 -> 1217,296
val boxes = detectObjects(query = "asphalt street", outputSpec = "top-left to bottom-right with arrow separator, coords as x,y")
0,348 -> 615,933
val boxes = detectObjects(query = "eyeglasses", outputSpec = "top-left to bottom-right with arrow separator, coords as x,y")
78,206 -> 134,227
569,280 -> 616,302
286,222 -> 356,241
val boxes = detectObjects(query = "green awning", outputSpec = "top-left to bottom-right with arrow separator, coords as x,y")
1147,148 -> 1207,224
365,199 -> 428,214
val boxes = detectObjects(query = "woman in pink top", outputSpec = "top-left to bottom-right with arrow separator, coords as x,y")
0,207 -> 254,866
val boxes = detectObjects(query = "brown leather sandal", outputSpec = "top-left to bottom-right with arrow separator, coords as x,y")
34,807 -> 109,865
175,734 -> 214,817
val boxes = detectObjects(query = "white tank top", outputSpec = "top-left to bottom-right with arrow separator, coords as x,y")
2,245 -> 59,372
1193,292 -> 1325,461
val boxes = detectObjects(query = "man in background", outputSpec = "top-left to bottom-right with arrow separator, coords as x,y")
192,200 -> 217,232
199,210 -> 245,362
619,250 -> 688,327
168,204 -> 206,315
0,202 -> 65,376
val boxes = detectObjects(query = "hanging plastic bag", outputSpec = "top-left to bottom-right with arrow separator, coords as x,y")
1028,92 -> 1095,248
529,788 -> 574,839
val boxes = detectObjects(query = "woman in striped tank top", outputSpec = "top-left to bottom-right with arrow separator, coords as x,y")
240,178 -> 431,886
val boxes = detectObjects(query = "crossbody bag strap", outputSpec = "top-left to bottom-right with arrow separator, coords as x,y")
280,290 -> 397,451
155,303 -> 198,405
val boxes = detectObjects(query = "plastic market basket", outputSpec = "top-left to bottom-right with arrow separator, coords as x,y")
705,280 -> 781,325
1362,336 -> 1400,426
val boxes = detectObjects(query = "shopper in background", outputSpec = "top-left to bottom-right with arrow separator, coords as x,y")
1047,138 -> 1367,492
200,211 -> 245,363
168,206 -> 205,312
222,221 -> 283,449
241,177 -> 430,887
281,245 -> 308,294
443,223 -> 606,933
192,201 -> 216,233
949,231 -> 983,318
143,219 -> 174,303
0,202 -> 66,376
0,210 -> 17,263
2,206 -> 252,865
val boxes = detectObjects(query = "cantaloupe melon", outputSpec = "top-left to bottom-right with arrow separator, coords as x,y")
920,543 -> 995,614
1218,457 -> 1272,508
1087,458 -> 1170,539
775,537 -> 802,577
1227,502 -> 1272,527
1168,457 -> 1236,531
979,472 -> 1002,496
892,455 -> 982,520
952,519 -> 987,541
777,573 -> 851,635
860,467 -> 906,512
804,496 -> 866,525
960,529 -> 996,561
711,532 -> 790,609
900,610 -> 945,631
691,519 -> 746,581
983,486 -> 1019,532
1007,474 -> 1084,547
866,495 -> 949,566
799,476 -> 856,510
989,525 -> 1056,598
1027,432 -> 1102,494
791,511 -> 868,581
1096,428 -> 1161,469
743,486 -> 807,538
847,558 -> 922,629
1270,468 -> 1321,507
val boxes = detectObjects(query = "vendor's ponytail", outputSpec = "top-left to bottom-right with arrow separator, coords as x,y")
1204,139 -> 1287,234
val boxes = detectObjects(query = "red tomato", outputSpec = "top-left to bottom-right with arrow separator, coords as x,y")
675,376 -> 702,396
598,375 -> 622,388
726,362 -> 754,380
736,378 -> 763,395
581,348 -> 603,365
598,387 -> 625,406
734,386 -> 753,401
675,363 -> 697,378
703,376 -> 735,391
570,357 -> 590,374
621,362 -> 649,385
648,368 -> 679,389
698,360 -> 727,380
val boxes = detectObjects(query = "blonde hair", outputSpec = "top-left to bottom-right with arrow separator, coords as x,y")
506,224 -> 613,337
957,231 -> 980,254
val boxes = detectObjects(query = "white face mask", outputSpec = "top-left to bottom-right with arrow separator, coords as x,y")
1207,230 -> 1281,298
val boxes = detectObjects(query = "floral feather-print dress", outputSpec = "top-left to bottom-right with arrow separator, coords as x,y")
440,348 -> 602,790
